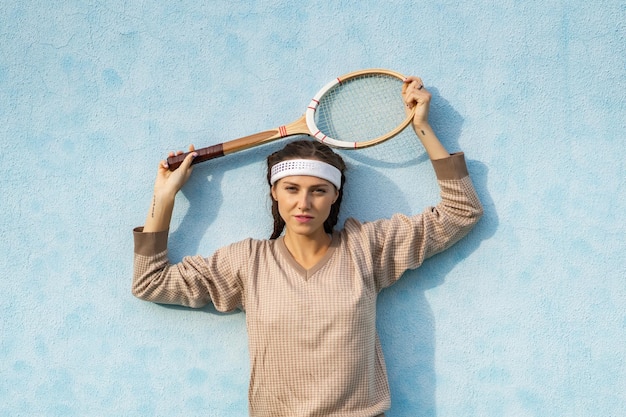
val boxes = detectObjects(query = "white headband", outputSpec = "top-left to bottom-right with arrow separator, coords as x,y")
270,159 -> 342,190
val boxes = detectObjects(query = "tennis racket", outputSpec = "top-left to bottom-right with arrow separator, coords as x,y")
167,68 -> 415,170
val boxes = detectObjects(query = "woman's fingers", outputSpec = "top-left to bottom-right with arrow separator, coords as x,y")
179,149 -> 198,170
161,145 -> 196,171
402,76 -> 432,127
403,76 -> 423,91
403,76 -> 427,109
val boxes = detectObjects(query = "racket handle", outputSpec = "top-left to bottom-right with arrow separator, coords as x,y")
167,143 -> 224,170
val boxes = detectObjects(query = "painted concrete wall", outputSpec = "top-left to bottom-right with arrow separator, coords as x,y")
1,1 -> 624,416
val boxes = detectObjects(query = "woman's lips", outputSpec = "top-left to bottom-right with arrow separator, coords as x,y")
294,215 -> 313,223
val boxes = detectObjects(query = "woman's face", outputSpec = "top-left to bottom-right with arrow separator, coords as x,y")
271,175 -> 339,239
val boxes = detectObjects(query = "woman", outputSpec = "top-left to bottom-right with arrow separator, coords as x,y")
132,76 -> 483,417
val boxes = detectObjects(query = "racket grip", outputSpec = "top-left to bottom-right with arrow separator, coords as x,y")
167,143 -> 224,171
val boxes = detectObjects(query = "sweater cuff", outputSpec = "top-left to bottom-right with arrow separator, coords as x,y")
133,227 -> 169,256
431,152 -> 469,180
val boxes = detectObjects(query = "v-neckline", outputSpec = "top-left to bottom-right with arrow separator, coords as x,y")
277,233 -> 338,280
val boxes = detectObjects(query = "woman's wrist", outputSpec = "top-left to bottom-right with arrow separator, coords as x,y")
412,121 -> 431,135
152,188 -> 177,202
413,123 -> 450,160
144,192 -> 176,233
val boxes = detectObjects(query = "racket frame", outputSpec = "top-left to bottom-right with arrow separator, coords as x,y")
305,68 -> 415,149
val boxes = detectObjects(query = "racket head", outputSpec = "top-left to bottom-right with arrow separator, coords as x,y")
305,69 -> 415,149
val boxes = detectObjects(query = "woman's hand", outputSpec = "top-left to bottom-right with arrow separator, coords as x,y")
402,76 -> 431,129
143,145 -> 197,233
153,145 -> 197,198
402,76 -> 450,160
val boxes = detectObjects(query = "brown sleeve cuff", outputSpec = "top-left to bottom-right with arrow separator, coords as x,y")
133,227 -> 169,256
431,152 -> 469,180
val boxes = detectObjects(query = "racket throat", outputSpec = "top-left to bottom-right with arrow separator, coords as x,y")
223,115 -> 309,154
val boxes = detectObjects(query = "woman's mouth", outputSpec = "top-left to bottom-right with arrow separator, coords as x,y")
294,215 -> 313,223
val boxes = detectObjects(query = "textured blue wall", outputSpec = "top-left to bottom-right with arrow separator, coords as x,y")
1,1 -> 624,416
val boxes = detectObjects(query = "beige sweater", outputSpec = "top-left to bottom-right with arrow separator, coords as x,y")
133,152 -> 483,417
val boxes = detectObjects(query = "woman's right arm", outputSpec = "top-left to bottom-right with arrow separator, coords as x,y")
132,146 -> 211,307
143,146 -> 197,233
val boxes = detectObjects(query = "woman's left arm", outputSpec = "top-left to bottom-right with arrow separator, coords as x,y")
356,78 -> 485,289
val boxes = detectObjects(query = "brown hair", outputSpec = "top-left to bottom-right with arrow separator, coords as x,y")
267,140 -> 346,239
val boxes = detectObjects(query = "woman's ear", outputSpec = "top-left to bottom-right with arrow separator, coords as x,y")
271,185 -> 278,201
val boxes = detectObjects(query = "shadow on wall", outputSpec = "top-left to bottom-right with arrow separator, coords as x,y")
168,168 -> 223,259
166,142 -> 277,261
378,158 -> 496,417
377,88 -> 498,417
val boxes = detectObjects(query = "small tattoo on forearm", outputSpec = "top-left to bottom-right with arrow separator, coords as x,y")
151,195 -> 156,218
421,130 -> 426,136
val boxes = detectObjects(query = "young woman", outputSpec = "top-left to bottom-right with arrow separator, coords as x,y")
132,76 -> 483,417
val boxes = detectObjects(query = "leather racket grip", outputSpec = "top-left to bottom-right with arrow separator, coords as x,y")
167,143 -> 225,170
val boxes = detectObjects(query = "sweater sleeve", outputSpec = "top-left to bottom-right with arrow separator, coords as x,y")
345,152 -> 483,291
132,229 -> 246,311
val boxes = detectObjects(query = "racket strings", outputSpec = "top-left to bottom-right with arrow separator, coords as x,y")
315,74 -> 407,143
341,126 -> 423,167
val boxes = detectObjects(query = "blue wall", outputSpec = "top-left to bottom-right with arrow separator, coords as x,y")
1,1 -> 624,416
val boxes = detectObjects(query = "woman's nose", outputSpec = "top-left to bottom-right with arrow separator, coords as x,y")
297,192 -> 311,210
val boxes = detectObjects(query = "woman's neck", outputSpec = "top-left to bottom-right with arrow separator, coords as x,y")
283,230 -> 332,270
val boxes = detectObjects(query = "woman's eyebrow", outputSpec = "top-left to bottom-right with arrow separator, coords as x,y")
282,180 -> 331,188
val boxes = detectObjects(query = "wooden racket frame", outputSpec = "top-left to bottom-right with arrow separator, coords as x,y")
167,68 -> 415,170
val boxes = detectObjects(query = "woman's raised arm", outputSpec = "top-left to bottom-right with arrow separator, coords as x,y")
143,146 -> 197,233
